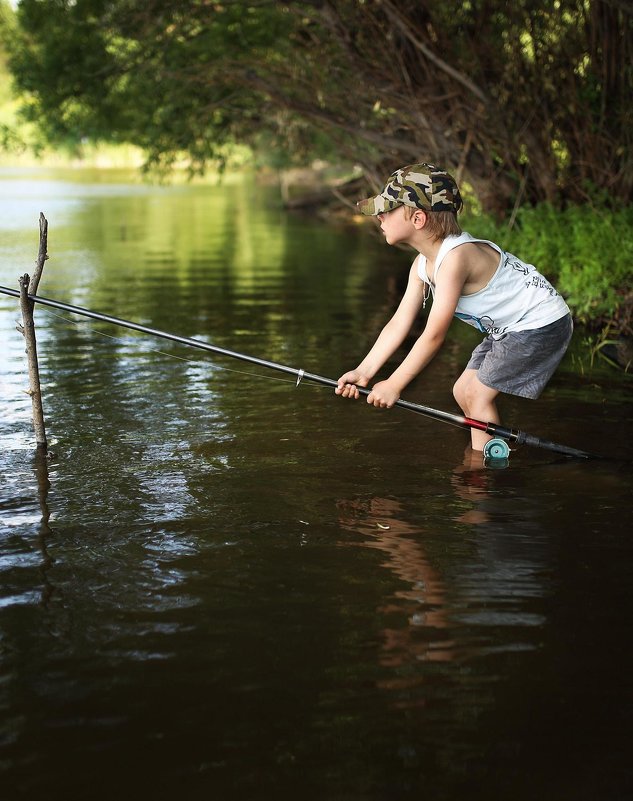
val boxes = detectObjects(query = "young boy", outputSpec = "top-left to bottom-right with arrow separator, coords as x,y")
335,163 -> 573,452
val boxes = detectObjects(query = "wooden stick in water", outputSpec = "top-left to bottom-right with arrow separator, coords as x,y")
17,213 -> 49,453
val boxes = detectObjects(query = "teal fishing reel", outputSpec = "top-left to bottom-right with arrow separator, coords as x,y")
483,437 -> 510,468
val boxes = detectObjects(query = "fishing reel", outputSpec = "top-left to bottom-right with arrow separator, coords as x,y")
483,437 -> 510,468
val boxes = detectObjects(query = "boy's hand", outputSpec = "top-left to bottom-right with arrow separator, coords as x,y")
367,379 -> 401,408
335,370 -> 369,399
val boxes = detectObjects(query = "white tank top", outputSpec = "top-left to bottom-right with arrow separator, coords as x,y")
417,232 -> 570,338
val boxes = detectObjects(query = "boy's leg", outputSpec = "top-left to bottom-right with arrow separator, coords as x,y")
453,369 -> 501,451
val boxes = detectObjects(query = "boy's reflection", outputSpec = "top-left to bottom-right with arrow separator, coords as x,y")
336,495 -> 453,678
336,449 -> 497,683
450,446 -> 492,525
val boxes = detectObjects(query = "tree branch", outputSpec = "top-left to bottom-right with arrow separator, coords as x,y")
379,0 -> 489,105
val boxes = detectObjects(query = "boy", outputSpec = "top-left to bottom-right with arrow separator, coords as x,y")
335,163 -> 573,452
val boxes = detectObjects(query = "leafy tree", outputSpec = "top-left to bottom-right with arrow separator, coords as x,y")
5,0 -> 633,211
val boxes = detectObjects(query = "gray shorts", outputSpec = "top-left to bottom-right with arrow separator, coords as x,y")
466,314 -> 573,399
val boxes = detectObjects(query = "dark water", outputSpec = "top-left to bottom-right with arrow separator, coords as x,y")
1,168 -> 632,800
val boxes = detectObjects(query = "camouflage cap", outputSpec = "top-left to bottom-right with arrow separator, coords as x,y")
357,163 -> 463,216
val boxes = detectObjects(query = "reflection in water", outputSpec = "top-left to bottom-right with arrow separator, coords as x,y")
337,495 -> 453,687
451,446 -> 491,525
33,452 -> 55,608
449,450 -> 552,635
336,444 -> 556,697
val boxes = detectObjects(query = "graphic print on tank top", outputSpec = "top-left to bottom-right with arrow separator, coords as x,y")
454,312 -> 495,333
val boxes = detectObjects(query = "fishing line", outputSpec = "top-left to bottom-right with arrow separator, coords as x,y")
19,309 -> 528,435
37,306 -> 305,387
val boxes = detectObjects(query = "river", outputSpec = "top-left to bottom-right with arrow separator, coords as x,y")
1,167 -> 632,800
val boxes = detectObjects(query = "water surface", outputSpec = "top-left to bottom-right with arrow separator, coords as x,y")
1,167 -> 632,800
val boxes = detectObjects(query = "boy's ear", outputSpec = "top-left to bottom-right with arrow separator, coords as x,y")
412,210 -> 427,229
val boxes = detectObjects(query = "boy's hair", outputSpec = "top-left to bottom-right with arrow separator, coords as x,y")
404,207 -> 462,241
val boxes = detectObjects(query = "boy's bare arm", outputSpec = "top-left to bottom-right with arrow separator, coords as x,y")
366,256 -> 468,407
336,262 -> 426,398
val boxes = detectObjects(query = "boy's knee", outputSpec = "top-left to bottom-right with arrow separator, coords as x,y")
453,373 -> 471,403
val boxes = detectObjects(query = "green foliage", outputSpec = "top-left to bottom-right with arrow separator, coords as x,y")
463,203 -> 633,328
5,0 -> 632,208
0,0 -> 28,153
8,0 -> 300,171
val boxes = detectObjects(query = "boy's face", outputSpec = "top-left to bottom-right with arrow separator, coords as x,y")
377,205 -> 418,246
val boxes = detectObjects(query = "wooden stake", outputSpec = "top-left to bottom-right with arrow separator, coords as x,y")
18,213 -> 49,453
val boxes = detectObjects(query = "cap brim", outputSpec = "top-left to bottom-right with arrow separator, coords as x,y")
356,195 -> 402,216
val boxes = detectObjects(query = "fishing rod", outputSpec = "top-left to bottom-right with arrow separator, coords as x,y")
0,284 -> 595,460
